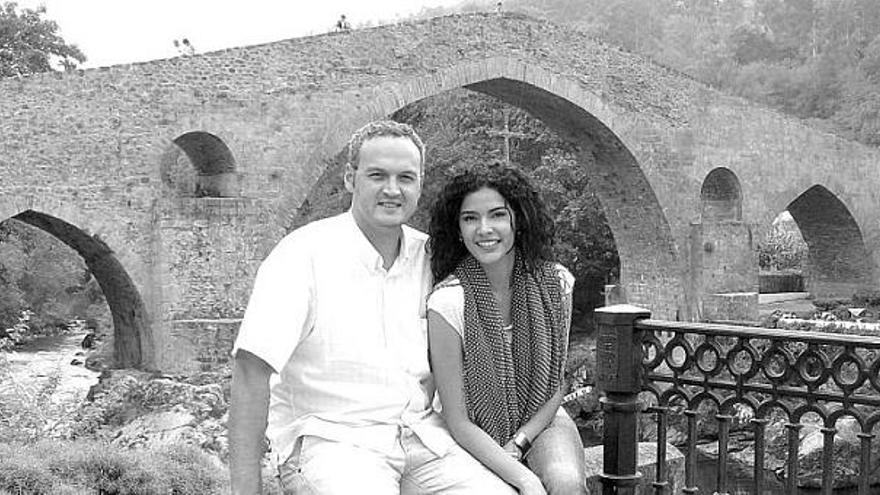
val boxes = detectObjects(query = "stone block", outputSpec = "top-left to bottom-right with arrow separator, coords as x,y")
162,319 -> 240,373
703,292 -> 758,322
759,271 -> 804,293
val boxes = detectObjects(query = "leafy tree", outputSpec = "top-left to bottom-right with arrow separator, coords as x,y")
591,0 -> 670,54
755,0 -> 819,60
815,32 -> 880,144
0,1 -> 85,77
504,0 -> 671,55
730,25 -> 787,65
859,34 -> 880,82
659,11 -> 739,87
757,214 -> 807,271
819,0 -> 880,57
833,68 -> 880,146
0,241 -> 26,330
0,219 -> 106,336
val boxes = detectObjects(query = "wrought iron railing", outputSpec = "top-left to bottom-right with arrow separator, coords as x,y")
595,305 -> 880,495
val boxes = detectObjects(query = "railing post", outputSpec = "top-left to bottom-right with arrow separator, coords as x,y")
595,304 -> 651,495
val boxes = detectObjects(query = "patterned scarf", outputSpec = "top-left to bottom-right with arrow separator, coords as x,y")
454,252 -> 566,446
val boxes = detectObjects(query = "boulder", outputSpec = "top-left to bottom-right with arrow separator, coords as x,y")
795,417 -> 880,489
75,369 -> 230,462
112,409 -> 197,449
697,415 -> 880,490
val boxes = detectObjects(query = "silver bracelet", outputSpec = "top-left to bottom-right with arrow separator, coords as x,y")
513,431 -> 532,455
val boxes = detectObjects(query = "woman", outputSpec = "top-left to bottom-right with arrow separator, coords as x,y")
426,163 -> 587,495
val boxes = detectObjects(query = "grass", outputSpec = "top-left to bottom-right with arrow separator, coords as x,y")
0,440 -> 229,494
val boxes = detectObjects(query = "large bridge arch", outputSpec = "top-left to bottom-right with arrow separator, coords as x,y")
2,209 -> 152,368
786,185 -> 874,297
754,181 -> 876,298
279,58 -> 684,318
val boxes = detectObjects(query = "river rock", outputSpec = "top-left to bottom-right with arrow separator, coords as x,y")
794,417 -> 880,489
112,409 -> 197,448
696,414 -> 880,490
76,369 -> 230,461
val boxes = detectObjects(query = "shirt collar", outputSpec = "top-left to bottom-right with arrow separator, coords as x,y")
344,210 -> 412,272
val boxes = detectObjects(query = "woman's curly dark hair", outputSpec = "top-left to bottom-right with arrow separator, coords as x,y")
428,162 -> 556,281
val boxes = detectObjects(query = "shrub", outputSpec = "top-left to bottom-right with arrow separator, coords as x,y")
0,440 -> 228,494
0,444 -> 58,494
757,221 -> 807,271
852,289 -> 880,308
150,443 -> 229,495
0,312 -> 31,351
811,298 -> 850,312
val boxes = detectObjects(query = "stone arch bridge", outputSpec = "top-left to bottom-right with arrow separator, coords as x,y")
2,13 -> 879,372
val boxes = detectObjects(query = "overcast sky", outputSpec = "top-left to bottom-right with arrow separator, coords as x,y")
18,0 -> 466,68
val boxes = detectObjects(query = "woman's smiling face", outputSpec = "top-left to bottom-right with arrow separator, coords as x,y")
458,187 -> 516,268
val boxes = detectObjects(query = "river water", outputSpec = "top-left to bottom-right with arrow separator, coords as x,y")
0,331 -> 100,438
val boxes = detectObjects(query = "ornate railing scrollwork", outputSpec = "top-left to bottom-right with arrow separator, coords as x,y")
595,305 -> 880,495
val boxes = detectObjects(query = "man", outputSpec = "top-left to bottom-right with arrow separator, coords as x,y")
229,121 -> 516,494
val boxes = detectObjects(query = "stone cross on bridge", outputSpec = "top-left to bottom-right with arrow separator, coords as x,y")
2,13 -> 879,372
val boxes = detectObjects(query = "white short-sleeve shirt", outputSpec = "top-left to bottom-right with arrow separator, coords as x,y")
233,211 -> 452,464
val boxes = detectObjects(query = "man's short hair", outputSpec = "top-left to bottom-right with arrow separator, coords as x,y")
346,120 -> 426,170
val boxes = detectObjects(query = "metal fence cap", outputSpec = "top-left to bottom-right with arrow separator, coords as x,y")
595,304 -> 651,315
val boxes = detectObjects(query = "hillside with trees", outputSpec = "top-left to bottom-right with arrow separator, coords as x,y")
410,0 -> 880,148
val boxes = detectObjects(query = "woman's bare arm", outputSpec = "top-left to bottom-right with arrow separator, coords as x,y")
428,309 -> 545,494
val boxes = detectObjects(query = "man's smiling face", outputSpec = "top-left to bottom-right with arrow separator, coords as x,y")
344,135 -> 422,236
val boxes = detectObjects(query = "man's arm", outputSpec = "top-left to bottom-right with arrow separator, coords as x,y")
229,349 -> 274,494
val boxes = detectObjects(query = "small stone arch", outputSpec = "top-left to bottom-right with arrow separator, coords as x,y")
9,210 -> 152,369
700,168 -> 742,222
787,185 -> 874,297
162,131 -> 239,198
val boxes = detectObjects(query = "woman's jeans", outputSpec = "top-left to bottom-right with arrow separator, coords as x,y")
526,409 -> 589,495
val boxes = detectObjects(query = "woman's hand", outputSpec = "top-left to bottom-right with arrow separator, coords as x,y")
502,440 -> 522,461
